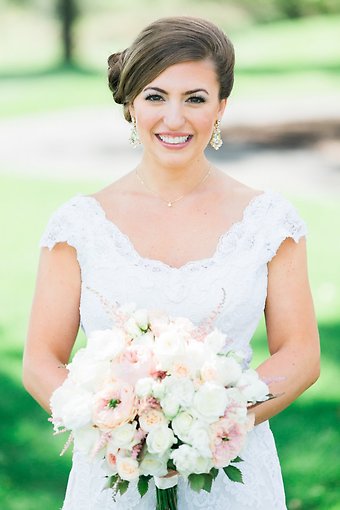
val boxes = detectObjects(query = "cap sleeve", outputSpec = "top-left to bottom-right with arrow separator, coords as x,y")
262,192 -> 307,263
39,195 -> 84,252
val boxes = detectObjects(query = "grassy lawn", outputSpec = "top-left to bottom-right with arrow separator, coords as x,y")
0,173 -> 339,509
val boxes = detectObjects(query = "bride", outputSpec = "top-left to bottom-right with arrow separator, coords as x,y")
23,16 -> 320,510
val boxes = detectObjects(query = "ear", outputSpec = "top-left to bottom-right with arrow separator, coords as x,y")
217,98 -> 227,120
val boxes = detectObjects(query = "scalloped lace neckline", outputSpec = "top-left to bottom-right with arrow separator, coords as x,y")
77,191 -> 273,272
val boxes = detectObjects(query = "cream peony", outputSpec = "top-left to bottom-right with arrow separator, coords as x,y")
86,328 -> 127,361
67,349 -> 110,391
73,426 -> 101,457
139,408 -> 168,432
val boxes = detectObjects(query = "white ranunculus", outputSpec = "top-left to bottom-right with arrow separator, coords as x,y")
116,455 -> 140,481
204,329 -> 226,354
73,426 -> 101,456
50,379 -> 93,430
146,424 -> 177,455
172,411 -> 195,442
192,382 -> 228,423
135,377 -> 154,398
160,395 -> 180,419
133,309 -> 149,331
111,421 -> 138,449
139,452 -> 169,477
86,328 -> 126,361
187,421 -> 212,457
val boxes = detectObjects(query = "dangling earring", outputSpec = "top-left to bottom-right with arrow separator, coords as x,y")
210,119 -> 223,150
129,117 -> 141,148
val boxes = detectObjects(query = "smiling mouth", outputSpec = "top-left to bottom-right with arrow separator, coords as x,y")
156,134 -> 193,145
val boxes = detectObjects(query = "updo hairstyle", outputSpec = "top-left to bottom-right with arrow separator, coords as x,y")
108,16 -> 235,122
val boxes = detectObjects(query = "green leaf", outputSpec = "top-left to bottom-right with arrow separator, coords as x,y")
118,479 -> 130,495
223,465 -> 244,484
137,475 -> 150,498
108,474 -> 119,488
210,467 -> 219,480
231,456 -> 243,463
188,473 -> 206,492
167,458 -> 176,471
202,473 -> 213,493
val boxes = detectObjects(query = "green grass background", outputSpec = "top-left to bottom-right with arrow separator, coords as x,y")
1,6 -> 339,510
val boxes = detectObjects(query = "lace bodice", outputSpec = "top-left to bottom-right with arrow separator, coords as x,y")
39,190 -> 306,510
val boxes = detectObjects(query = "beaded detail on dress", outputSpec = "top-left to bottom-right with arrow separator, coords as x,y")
40,190 -> 306,510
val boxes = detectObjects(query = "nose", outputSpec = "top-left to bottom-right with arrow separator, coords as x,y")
163,101 -> 185,130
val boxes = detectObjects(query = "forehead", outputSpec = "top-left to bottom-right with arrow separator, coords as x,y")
145,59 -> 219,91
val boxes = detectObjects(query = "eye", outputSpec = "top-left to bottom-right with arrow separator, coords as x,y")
187,96 -> 206,104
144,94 -> 164,102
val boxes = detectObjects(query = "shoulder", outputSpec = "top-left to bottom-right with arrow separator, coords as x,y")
39,194 -> 98,251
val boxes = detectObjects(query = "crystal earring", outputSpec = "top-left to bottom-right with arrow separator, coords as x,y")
129,117 -> 141,148
210,119 -> 223,150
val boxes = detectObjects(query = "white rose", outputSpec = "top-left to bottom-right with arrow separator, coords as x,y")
139,452 -> 168,477
204,329 -> 226,354
73,426 -> 101,456
146,424 -> 177,455
50,379 -> 93,430
86,328 -> 127,361
132,331 -> 154,349
135,377 -> 154,398
160,395 -> 180,419
172,411 -> 195,442
152,380 -> 166,399
139,408 -> 168,432
187,421 -> 212,457
133,309 -> 149,331
116,455 -> 140,481
111,422 -> 138,449
192,382 -> 228,423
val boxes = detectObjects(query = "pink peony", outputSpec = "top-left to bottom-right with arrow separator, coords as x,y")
93,381 -> 136,431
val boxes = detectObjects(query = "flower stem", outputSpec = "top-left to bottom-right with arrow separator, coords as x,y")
156,486 -> 178,510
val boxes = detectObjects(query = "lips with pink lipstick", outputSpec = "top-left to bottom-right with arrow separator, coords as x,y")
155,132 -> 193,149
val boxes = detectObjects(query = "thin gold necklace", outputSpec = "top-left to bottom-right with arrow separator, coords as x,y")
135,166 -> 212,207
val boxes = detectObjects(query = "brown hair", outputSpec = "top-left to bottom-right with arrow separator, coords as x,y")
108,16 -> 235,122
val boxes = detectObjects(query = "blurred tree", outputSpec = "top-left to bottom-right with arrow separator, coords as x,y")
56,0 -> 79,65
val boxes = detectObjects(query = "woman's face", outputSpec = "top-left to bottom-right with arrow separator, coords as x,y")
129,59 -> 226,167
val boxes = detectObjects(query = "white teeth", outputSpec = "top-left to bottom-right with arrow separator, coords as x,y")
159,135 -> 190,144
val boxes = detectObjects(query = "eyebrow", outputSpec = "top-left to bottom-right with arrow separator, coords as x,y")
143,86 -> 209,95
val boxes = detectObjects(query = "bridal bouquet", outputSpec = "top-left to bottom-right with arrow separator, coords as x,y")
50,302 -> 273,509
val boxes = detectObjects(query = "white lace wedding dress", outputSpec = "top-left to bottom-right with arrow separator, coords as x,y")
40,190 -> 306,510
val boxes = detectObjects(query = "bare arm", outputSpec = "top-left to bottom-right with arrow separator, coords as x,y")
251,237 -> 320,425
23,242 -> 81,413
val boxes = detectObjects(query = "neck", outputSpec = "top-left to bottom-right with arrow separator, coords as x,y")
135,155 -> 212,196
